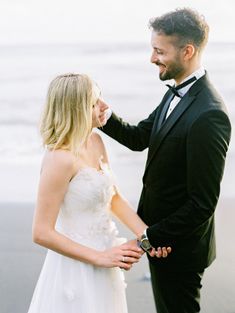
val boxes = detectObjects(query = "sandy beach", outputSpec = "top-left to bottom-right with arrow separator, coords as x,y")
0,197 -> 234,313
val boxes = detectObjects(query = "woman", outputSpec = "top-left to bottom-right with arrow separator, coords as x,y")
28,73 -> 161,313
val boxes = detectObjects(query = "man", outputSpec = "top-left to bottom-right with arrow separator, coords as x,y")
100,8 -> 231,313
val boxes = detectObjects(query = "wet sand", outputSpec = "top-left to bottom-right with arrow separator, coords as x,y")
0,198 -> 234,313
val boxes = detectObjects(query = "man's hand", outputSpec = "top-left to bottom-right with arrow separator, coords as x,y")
148,246 -> 172,258
124,239 -> 172,260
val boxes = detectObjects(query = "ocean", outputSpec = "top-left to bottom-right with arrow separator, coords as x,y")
0,42 -> 234,202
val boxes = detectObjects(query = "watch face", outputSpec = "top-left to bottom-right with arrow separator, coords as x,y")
141,239 -> 152,251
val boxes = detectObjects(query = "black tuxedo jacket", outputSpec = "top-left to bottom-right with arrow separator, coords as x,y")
102,74 -> 231,271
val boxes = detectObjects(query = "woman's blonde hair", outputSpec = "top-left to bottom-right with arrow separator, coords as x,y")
40,73 -> 100,155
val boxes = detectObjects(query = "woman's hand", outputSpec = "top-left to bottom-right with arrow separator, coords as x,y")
125,239 -> 172,259
95,242 -> 142,270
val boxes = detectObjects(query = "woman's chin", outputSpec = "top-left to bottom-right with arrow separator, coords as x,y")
99,118 -> 107,127
92,119 -> 107,128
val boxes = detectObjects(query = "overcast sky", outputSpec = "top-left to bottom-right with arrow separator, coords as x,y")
1,0 -> 235,44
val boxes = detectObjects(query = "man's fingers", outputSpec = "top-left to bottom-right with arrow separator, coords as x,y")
167,247 -> 172,253
121,242 -> 172,259
162,247 -> 168,258
155,246 -> 172,258
156,247 -> 162,258
148,248 -> 156,257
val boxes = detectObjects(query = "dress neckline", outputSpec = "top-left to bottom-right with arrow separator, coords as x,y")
70,160 -> 110,183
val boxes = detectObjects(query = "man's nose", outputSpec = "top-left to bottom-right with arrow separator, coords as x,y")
150,51 -> 158,64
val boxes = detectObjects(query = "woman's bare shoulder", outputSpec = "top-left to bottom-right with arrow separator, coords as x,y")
41,149 -> 76,177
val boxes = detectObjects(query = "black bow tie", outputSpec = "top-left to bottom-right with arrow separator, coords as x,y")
166,76 -> 197,98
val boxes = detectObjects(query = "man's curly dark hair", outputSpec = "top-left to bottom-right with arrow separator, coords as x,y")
149,8 -> 209,50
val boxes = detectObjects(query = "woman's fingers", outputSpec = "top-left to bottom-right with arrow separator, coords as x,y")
121,241 -> 142,253
118,251 -> 142,270
115,244 -> 173,269
121,244 -> 172,260
121,256 -> 140,264
119,262 -> 132,271
121,246 -> 142,260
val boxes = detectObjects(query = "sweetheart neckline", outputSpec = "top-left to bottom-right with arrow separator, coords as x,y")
70,166 -> 107,183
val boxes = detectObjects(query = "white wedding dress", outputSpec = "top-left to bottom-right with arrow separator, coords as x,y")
28,162 -> 128,313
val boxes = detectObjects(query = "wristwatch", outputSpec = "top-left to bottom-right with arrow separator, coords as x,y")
139,229 -> 153,253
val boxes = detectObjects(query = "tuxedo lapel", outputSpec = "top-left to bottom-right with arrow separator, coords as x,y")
144,73 -> 208,175
152,90 -> 173,133
155,93 -> 175,132
146,92 -> 196,171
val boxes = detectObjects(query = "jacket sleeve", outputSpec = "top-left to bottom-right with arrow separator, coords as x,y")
147,110 -> 232,246
101,108 -> 158,151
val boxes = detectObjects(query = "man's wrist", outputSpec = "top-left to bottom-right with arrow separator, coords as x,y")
138,228 -> 153,253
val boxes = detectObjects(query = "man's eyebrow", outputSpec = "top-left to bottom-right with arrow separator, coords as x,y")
153,47 -> 163,52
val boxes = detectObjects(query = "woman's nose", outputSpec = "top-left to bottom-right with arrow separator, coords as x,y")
99,100 -> 109,111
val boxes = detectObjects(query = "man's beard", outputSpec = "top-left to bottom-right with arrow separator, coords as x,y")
158,60 -> 184,81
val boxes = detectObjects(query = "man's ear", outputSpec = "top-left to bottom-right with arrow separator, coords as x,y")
183,44 -> 196,61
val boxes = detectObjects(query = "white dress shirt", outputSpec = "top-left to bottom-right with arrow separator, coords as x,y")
165,67 -> 205,119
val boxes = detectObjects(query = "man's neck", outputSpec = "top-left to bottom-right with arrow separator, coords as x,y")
175,62 -> 201,85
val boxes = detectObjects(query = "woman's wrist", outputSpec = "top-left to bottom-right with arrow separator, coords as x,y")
137,226 -> 148,240
77,247 -> 101,266
89,250 -> 102,266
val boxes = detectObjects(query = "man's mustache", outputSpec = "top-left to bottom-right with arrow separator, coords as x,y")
156,61 -> 165,66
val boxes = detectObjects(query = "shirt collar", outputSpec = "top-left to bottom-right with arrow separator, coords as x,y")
177,67 -> 205,97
